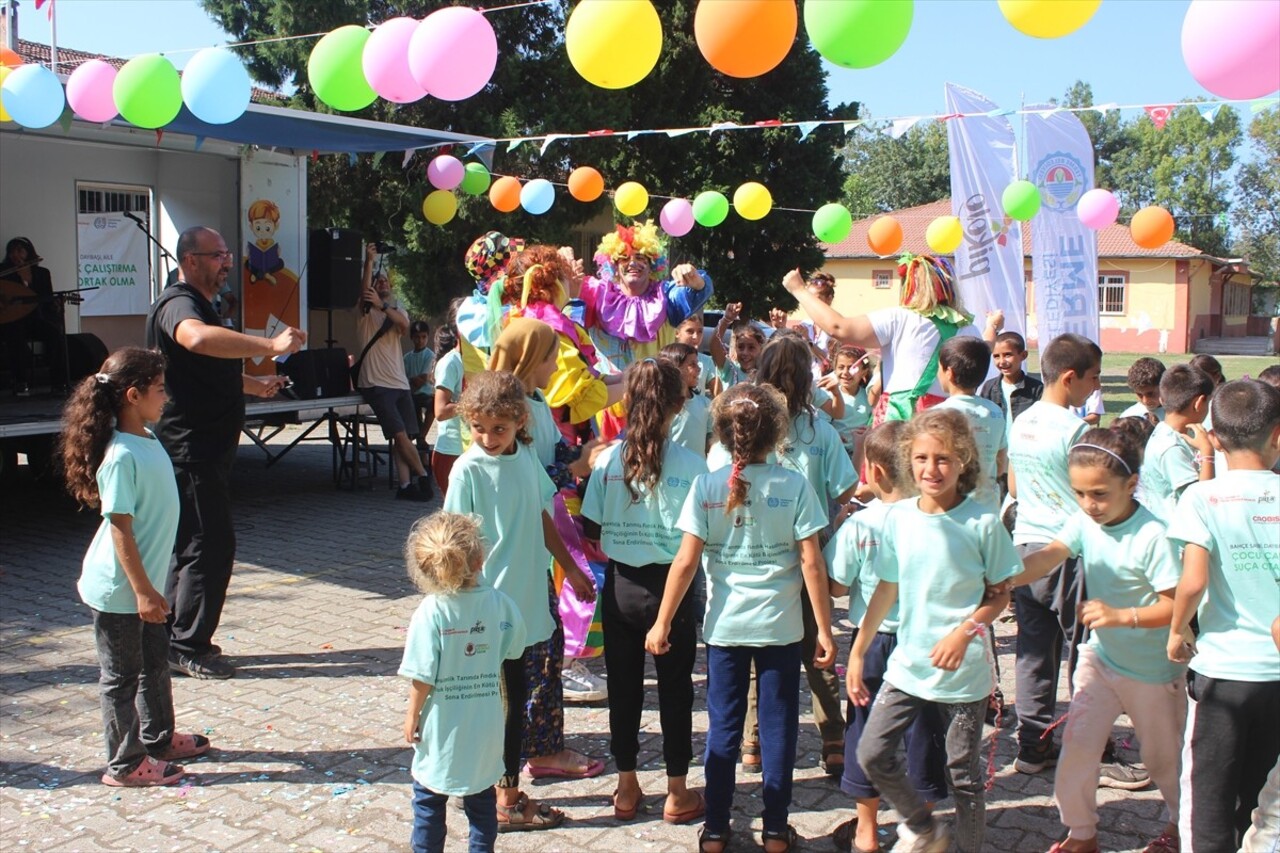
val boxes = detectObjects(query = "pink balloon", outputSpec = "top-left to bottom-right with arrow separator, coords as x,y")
66,59 -> 118,122
1076,188 -> 1119,231
427,155 -> 465,190
660,198 -> 695,238
363,16 -> 427,104
408,7 -> 497,102
1182,0 -> 1280,99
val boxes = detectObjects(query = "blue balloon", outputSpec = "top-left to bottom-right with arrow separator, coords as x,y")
1,63 -> 66,128
181,47 -> 251,124
520,178 -> 556,216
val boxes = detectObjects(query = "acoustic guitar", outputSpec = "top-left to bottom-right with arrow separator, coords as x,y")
0,280 -> 86,325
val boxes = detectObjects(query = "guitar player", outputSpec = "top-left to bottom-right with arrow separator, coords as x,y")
1,236 -> 67,397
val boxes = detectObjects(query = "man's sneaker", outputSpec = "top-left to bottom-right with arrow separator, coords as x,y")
417,475 -> 435,501
1099,757 -> 1151,790
396,483 -> 431,502
562,659 -> 607,703
170,650 -> 235,680
892,818 -> 950,853
1014,740 -> 1060,774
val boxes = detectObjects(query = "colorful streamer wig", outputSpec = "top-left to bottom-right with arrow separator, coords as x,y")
593,221 -> 669,284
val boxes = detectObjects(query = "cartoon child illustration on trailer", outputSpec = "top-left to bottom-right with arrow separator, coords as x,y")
242,199 -> 300,376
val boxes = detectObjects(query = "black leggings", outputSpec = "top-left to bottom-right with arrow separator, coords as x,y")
602,559 -> 696,776
499,648 -> 530,788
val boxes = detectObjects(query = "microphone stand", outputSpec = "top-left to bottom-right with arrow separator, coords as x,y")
123,212 -> 178,291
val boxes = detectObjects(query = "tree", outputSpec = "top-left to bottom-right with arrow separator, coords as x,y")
1233,107 -> 1280,283
200,0 -> 852,315
839,119 -> 949,216
1060,80 -> 1126,191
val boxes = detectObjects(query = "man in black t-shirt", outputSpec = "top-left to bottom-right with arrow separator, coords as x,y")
146,226 -> 305,679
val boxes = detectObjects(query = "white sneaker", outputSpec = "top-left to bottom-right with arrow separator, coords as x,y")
892,819 -> 951,853
562,659 -> 607,703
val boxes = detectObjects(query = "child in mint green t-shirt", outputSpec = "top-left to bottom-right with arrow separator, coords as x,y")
660,342 -> 713,458
401,511 -> 526,852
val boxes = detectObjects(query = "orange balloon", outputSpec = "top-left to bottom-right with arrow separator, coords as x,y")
0,46 -> 22,69
1130,206 -> 1175,249
867,216 -> 904,256
694,0 -> 797,78
489,176 -> 522,213
568,166 -> 604,202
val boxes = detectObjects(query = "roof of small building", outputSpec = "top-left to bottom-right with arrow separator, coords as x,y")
823,199 -> 1206,261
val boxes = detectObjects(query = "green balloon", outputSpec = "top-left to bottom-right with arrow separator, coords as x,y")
812,203 -> 853,243
1002,180 -> 1042,222
308,25 -> 376,112
460,162 -> 491,196
113,54 -> 182,129
804,0 -> 913,70
693,191 -> 729,228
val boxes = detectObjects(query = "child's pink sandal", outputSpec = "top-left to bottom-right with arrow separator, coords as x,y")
153,732 -> 211,761
101,756 -> 185,787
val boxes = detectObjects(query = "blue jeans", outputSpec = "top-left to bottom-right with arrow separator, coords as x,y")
704,643 -> 801,834
91,608 -> 175,778
411,782 -> 497,853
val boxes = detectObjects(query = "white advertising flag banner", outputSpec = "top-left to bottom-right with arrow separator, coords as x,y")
77,213 -> 152,316
1026,106 -> 1099,346
944,83 -> 1027,334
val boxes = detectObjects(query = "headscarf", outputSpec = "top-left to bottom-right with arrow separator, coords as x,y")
488,317 -> 559,394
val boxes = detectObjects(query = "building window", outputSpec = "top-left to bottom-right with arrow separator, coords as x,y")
77,185 -> 151,217
1098,273 -> 1126,315
1223,280 -> 1250,316
872,269 -> 893,289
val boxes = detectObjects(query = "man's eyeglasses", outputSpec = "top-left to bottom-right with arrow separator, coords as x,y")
187,251 -> 234,261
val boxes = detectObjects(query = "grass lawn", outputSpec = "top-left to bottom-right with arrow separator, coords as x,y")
1023,352 -> 1278,425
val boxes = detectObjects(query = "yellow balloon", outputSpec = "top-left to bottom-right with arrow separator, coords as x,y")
733,182 -> 773,221
565,0 -> 662,89
997,0 -> 1100,39
0,66 -> 12,123
422,190 -> 457,225
614,181 -> 649,217
926,216 -> 964,255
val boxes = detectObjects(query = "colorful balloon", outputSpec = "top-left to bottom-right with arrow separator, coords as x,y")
997,0 -> 1100,39
427,155 -> 465,191
460,162 -> 491,196
565,0 -> 662,89
568,166 -> 604,202
0,63 -> 64,128
866,216 -> 904,255
489,176 -> 522,213
66,59 -> 118,123
1002,180 -> 1042,222
803,0 -> 913,69
813,204 -> 854,244
1,46 -> 24,69
695,0 -> 796,79
660,198 -> 695,237
182,48 -> 251,124
1130,206 -> 1175,250
422,190 -> 458,225
309,26 -> 377,111
521,179 -> 556,215
363,17 -> 428,104
693,191 -> 730,228
1076,188 -> 1119,230
409,7 -> 497,101
925,216 -> 964,255
0,67 -> 12,123
614,181 -> 649,217
733,182 -> 772,221
1181,0 -> 1280,100
114,54 -> 182,129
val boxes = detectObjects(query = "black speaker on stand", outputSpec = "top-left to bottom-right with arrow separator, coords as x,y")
307,227 -> 362,348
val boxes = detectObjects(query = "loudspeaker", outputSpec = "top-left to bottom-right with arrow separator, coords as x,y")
278,347 -> 350,399
307,228 -> 362,310
66,332 -> 109,384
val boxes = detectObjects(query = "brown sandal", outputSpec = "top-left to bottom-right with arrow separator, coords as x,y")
742,741 -> 762,774
821,742 -> 845,777
496,792 -> 564,832
101,756 -> 184,788
612,789 -> 641,821
153,732 -> 210,761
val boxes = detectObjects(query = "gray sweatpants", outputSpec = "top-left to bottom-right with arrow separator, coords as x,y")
1013,543 -> 1084,748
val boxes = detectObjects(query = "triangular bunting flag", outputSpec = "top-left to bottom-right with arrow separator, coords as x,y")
796,121 -> 821,141
371,151 -> 385,169
401,149 -> 413,168
709,122 -> 738,134
1251,98 -> 1279,113
539,135 -> 562,155
507,139 -> 525,152
887,117 -> 921,139
465,141 -> 493,157
193,136 -> 205,152
626,130 -> 643,140
155,130 -> 164,146
986,108 -> 1015,117
1093,103 -> 1119,115
1144,104 -> 1176,129
58,107 -> 73,134
1198,104 -> 1222,123
312,149 -> 320,163
666,128 -> 698,137
346,152 -> 357,166
842,120 -> 863,134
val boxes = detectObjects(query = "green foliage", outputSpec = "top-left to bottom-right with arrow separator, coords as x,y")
839,119 -> 950,216
1061,81 -> 1125,191
200,0 -> 852,316
1233,107 -> 1280,283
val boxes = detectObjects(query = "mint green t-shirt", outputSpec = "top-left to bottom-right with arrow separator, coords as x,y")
433,349 -> 466,456
812,386 -> 834,422
77,430 -> 180,614
581,440 -> 707,567
823,499 -> 900,632
878,497 -> 1022,703
1167,470 -> 1280,683
678,463 -> 827,647
670,392 -> 712,458
403,347 -> 436,400
717,359 -> 749,388
527,390 -> 560,469
443,442 -> 557,643
399,585 -> 526,796
1139,422 -> 1198,523
937,394 -> 1007,512
697,353 -> 717,395
1010,401 -> 1088,545
1057,506 -> 1185,684
830,386 -> 872,453
781,413 -> 858,516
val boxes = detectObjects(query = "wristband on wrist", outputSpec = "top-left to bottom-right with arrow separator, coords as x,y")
963,619 -> 986,638
1130,606 -> 1139,628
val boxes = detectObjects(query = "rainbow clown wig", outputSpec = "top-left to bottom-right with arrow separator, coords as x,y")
896,252 -> 970,324
593,221 -> 669,285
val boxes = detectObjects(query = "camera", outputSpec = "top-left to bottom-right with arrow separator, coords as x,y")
374,241 -> 398,255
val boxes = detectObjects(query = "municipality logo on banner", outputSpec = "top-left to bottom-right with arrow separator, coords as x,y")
1034,153 -> 1088,212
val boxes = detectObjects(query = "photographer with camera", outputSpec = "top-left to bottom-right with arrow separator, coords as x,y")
354,242 -> 433,501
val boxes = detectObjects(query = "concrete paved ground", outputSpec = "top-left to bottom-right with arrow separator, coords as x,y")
0,429 -> 1170,851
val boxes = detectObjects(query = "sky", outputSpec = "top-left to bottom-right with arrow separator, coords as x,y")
10,0 -> 1243,121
